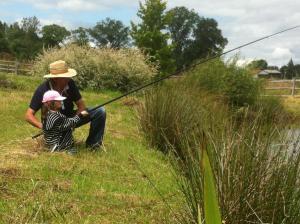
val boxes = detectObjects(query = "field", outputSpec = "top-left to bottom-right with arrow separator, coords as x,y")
0,74 -> 182,223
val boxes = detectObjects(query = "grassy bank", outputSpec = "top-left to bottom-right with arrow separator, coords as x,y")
0,73 -> 182,223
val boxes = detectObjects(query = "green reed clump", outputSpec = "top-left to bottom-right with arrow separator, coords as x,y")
138,59 -> 299,223
31,44 -> 157,92
169,111 -> 300,223
138,81 -> 227,156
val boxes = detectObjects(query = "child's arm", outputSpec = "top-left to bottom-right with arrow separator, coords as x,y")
57,114 -> 81,131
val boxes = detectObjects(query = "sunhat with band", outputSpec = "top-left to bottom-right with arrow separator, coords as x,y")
44,60 -> 77,78
42,90 -> 66,103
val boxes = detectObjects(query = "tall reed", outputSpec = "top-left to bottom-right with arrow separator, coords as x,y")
138,67 -> 299,222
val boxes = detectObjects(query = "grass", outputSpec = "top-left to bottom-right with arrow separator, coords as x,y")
138,77 -> 300,223
0,73 -> 182,223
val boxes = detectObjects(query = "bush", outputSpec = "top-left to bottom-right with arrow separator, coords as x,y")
31,45 -> 157,92
185,59 -> 261,107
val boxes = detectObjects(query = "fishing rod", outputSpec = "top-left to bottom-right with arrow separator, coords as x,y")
87,24 -> 300,112
32,24 -> 300,139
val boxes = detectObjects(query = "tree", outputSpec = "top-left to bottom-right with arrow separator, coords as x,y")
131,0 -> 175,74
248,59 -> 268,70
7,17 -> 42,60
0,21 -> 10,53
286,59 -> 296,79
294,64 -> 300,78
89,18 -> 130,48
166,6 -> 227,70
41,24 -> 70,48
71,27 -> 90,46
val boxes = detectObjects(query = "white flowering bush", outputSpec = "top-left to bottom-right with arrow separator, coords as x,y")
31,45 -> 157,91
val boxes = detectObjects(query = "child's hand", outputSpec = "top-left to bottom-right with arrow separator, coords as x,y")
80,110 -> 89,117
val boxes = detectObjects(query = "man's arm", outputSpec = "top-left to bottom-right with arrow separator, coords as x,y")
25,108 -> 42,129
75,99 -> 86,115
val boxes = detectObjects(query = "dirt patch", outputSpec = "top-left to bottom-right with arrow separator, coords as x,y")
0,167 -> 20,177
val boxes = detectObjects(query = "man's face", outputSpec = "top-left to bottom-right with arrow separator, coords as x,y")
52,78 -> 70,87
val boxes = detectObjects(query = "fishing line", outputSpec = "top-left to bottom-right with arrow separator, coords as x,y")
32,24 -> 300,139
88,24 -> 300,112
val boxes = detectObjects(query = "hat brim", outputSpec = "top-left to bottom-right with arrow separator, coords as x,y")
44,69 -> 77,78
54,96 -> 67,101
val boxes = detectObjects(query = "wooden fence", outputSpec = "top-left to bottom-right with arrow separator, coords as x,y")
0,60 -> 32,74
264,79 -> 300,97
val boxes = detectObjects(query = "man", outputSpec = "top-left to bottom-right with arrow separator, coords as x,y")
25,60 -> 106,149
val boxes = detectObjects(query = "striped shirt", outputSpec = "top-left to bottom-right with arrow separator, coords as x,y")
43,110 -> 82,151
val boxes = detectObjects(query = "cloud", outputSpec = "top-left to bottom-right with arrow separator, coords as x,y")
18,0 -> 137,11
168,0 -> 300,66
1,0 -> 300,66
272,48 -> 293,60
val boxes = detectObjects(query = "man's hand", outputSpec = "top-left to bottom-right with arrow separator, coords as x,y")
80,110 -> 89,117
25,108 -> 42,129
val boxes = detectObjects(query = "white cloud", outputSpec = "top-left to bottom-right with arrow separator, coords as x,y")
272,48 -> 293,60
168,0 -> 300,66
19,0 -> 137,11
1,0 -> 300,66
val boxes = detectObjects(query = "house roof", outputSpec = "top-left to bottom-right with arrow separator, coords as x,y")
258,69 -> 281,76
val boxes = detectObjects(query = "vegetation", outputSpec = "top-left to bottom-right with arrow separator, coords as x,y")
41,24 -> 71,48
138,60 -> 300,223
89,18 -> 130,48
166,6 -> 228,71
31,45 -> 157,92
131,0 -> 176,75
0,74 -> 182,223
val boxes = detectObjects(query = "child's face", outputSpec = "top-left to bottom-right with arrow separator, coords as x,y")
54,100 -> 62,110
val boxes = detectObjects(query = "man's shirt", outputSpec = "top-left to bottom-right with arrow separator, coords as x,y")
29,79 -> 81,117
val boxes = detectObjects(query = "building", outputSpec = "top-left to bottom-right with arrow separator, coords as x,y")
256,69 -> 282,79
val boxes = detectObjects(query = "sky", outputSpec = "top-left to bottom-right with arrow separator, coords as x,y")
0,0 -> 299,67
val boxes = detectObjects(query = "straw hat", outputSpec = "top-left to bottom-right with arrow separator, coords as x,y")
44,60 -> 77,78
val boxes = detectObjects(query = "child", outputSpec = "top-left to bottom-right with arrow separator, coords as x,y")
42,90 -> 88,154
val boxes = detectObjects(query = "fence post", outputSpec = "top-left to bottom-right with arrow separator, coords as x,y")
292,78 -> 296,96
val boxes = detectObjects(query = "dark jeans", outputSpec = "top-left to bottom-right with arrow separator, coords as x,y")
75,107 -> 106,146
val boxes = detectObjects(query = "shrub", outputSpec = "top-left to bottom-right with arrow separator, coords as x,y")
185,59 -> 261,107
31,45 -> 157,92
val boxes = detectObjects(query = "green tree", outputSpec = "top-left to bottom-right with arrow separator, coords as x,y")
286,59 -> 296,79
294,64 -> 300,78
7,17 -> 42,60
166,6 -> 227,71
248,59 -> 268,70
0,21 -> 10,53
131,0 -> 175,75
71,27 -> 90,46
89,18 -> 130,48
41,24 -> 70,48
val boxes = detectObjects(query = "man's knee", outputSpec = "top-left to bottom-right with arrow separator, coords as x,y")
92,107 -> 106,120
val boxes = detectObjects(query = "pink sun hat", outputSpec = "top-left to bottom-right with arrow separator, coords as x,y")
42,90 -> 66,103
